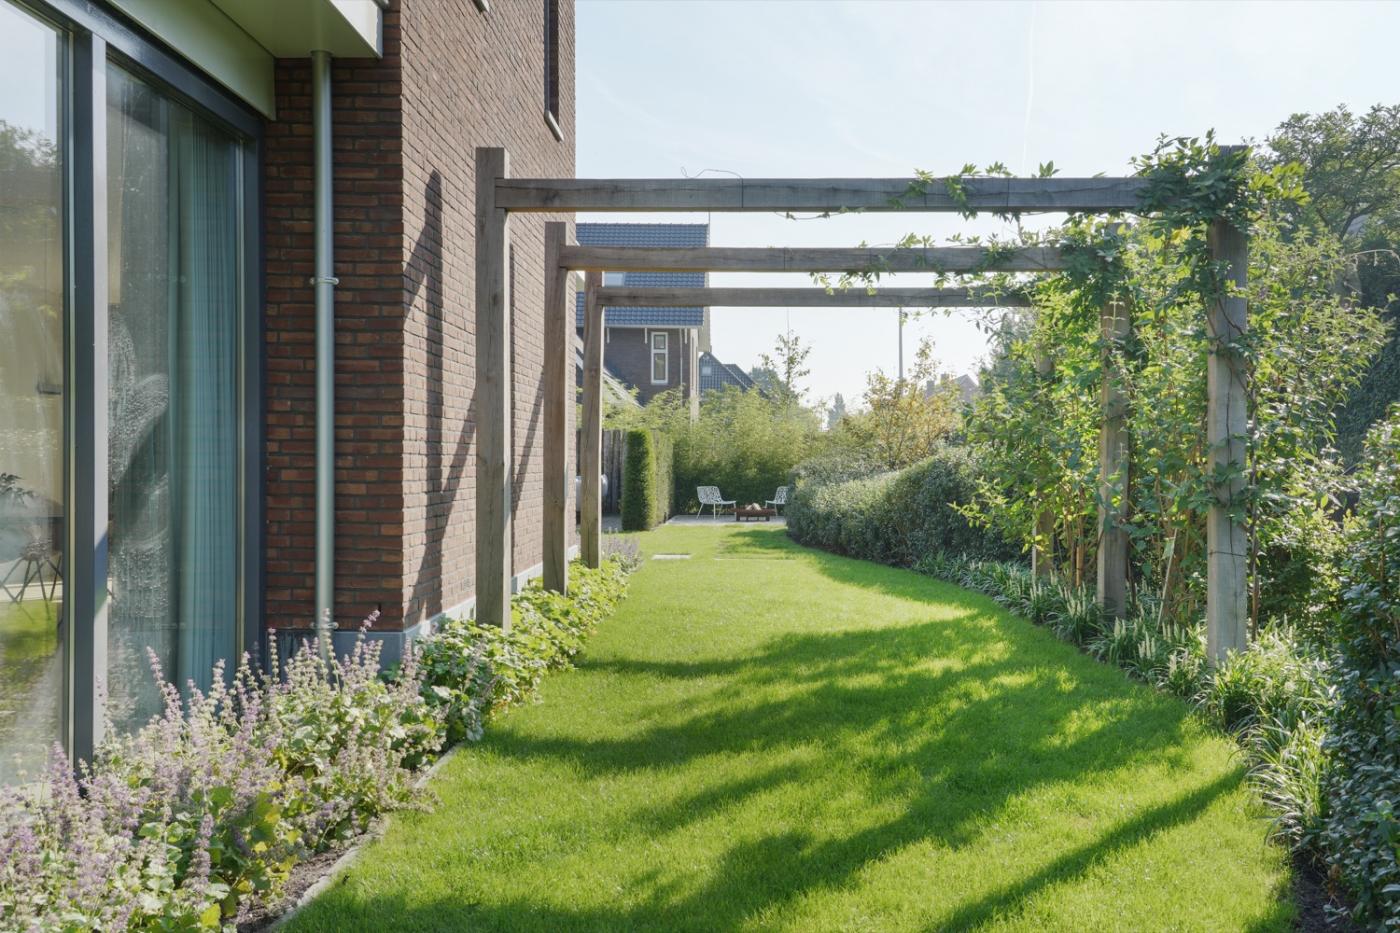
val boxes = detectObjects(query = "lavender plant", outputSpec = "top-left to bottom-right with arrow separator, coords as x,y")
0,615 -> 442,931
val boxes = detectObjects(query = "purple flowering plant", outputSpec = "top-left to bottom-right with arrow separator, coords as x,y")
0,614 -> 442,931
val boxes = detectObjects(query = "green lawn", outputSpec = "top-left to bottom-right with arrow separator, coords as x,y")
288,524 -> 1292,932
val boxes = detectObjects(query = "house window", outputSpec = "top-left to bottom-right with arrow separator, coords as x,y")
651,332 -> 668,384
0,0 -> 260,777
543,0 -> 561,140
106,63 -> 246,733
0,0 -> 65,783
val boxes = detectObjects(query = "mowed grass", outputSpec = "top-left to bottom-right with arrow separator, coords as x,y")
288,524 -> 1292,932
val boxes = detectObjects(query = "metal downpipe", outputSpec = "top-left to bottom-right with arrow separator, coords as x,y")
311,50 -> 336,657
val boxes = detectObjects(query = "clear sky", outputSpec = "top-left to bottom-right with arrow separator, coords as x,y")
577,0 -> 1400,410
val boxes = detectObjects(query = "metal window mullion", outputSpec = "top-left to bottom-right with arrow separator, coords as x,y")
240,136 -> 265,663
70,29 -> 108,767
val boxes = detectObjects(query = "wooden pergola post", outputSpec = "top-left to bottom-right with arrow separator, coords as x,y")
1206,219 -> 1250,663
1032,348 -> 1055,580
474,147 -> 512,629
542,222 -> 570,593
579,271 -> 604,568
1096,299 -> 1131,619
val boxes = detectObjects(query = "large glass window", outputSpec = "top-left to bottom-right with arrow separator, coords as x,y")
0,0 -> 65,784
105,64 -> 242,732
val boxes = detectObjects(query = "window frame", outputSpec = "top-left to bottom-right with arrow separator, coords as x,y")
650,331 -> 668,385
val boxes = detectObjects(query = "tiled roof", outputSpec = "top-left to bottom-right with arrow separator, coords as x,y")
574,293 -> 704,328
576,223 -> 709,248
576,223 -> 707,328
621,271 -> 704,288
698,351 -> 756,394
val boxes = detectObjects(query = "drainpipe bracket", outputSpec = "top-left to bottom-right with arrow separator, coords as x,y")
309,275 -> 340,286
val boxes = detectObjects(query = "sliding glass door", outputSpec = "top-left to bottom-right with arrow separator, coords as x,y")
106,64 -> 242,732
0,0 -> 260,778
0,0 -> 64,785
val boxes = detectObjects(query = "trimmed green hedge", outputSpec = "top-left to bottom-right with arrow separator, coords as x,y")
621,429 -> 673,531
786,447 -> 1013,565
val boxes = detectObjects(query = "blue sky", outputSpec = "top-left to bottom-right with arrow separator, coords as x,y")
577,0 -> 1400,408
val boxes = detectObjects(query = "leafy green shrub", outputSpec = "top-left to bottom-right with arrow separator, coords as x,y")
786,449 -> 880,490
1197,626 -> 1330,736
419,558 -> 632,743
621,430 -> 673,531
1246,715 -> 1331,848
787,446 -> 1012,565
1321,406 -> 1400,927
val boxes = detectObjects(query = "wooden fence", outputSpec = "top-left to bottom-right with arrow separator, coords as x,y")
574,428 -> 629,513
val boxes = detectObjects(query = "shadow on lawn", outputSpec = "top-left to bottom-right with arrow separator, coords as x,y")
303,527 -> 1287,931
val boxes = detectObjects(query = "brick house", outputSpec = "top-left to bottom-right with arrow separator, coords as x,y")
0,0 -> 574,774
575,223 -> 710,407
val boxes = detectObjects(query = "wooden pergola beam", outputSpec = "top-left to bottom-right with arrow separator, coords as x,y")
595,286 -> 1033,308
498,176 -> 1149,214
559,244 -> 1071,274
483,146 -> 1252,672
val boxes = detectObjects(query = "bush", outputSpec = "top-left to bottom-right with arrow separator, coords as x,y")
786,448 -> 881,489
787,446 -> 1013,565
1320,406 -> 1400,928
621,430 -> 673,531
0,620 -> 441,931
418,557 -> 633,744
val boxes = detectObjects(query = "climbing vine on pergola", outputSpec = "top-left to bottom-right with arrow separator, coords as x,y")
471,140 -> 1273,666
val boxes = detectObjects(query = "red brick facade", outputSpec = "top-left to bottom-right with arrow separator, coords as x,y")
263,0 -> 575,633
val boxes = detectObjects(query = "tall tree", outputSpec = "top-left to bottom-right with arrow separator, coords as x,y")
842,338 -> 960,470
1267,104 -> 1400,459
1266,104 -> 1400,245
758,330 -> 812,405
827,392 -> 847,431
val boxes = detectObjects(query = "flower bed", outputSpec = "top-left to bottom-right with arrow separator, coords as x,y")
0,555 -> 634,931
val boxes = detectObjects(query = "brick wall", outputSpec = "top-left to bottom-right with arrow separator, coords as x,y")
264,0 -> 575,633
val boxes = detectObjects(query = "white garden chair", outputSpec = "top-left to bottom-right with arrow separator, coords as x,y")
765,486 -> 790,512
695,485 -> 735,518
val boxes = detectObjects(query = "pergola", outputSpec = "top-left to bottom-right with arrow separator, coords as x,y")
475,148 -> 1250,665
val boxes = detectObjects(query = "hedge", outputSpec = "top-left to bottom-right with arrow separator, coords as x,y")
621,429 -> 673,531
786,446 -> 1013,565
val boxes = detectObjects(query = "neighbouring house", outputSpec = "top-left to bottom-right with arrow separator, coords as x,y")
575,223 -> 710,409
0,0 -> 575,780
927,373 -> 982,406
698,350 -> 758,395
576,334 -> 641,411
